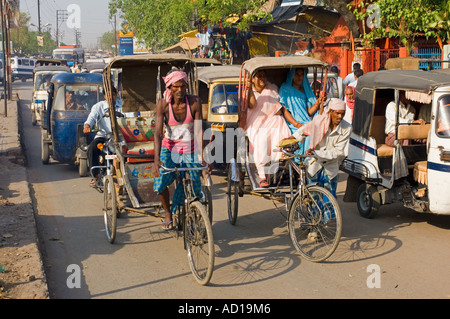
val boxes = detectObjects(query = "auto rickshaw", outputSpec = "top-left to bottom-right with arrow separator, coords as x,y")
341,69 -> 450,218
197,64 -> 242,168
31,65 -> 70,125
82,62 -> 107,74
41,73 -> 104,177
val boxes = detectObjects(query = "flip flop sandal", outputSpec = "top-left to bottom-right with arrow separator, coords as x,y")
161,221 -> 174,231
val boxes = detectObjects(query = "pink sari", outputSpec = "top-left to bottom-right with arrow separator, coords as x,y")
246,82 -> 292,179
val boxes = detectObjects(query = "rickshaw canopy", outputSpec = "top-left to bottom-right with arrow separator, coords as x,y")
197,65 -> 241,86
241,56 -> 328,76
103,53 -> 196,114
353,70 -> 450,139
33,65 -> 70,75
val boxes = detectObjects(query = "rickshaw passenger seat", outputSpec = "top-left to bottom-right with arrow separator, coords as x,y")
117,117 -> 156,163
371,116 -> 394,157
413,161 -> 427,185
377,144 -> 394,157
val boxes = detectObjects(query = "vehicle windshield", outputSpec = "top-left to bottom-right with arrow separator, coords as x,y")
54,53 -> 74,60
34,73 -> 56,91
210,84 -> 239,114
64,85 -> 104,111
437,94 -> 450,138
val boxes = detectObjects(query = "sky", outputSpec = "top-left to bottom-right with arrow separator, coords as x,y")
20,0 -> 122,48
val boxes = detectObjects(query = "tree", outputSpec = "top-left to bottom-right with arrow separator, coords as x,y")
9,12 -> 57,55
350,0 -> 447,51
100,31 -> 116,51
109,0 -> 281,49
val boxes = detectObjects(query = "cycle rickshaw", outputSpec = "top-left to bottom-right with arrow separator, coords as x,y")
100,54 -> 214,285
227,56 -> 342,262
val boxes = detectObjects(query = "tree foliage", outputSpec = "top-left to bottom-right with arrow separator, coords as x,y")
109,0 -> 273,49
350,0 -> 448,50
9,12 -> 57,55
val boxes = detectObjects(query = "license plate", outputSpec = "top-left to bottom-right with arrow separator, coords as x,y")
105,155 -> 117,160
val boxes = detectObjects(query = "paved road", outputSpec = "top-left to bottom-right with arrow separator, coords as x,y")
18,81 -> 450,300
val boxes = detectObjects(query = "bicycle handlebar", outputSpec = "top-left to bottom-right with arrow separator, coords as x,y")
160,164 -> 209,173
274,147 -> 316,158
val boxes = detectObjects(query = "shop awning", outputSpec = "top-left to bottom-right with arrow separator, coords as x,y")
161,37 -> 200,52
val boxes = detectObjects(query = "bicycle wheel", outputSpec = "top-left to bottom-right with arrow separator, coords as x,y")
103,175 -> 117,244
184,201 -> 214,285
288,185 -> 341,262
227,164 -> 239,225
201,178 -> 213,222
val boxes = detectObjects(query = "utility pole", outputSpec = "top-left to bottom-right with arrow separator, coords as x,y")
1,0 -> 7,115
37,0 -> 41,34
56,9 -> 67,47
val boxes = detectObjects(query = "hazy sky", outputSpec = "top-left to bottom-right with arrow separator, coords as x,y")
20,0 -> 122,48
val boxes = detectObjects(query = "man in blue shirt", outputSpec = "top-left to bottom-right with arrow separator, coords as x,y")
83,86 -> 122,185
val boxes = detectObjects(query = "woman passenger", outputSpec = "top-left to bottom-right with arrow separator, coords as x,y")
246,70 -> 299,188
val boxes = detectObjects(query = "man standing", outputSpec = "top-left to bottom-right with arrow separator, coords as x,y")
343,63 -> 361,86
152,69 -> 205,231
287,98 -> 352,197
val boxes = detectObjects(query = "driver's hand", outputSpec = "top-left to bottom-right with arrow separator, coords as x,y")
152,160 -> 161,178
83,124 -> 91,134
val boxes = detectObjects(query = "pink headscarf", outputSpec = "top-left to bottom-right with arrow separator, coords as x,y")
163,70 -> 188,103
345,85 -> 355,119
303,98 -> 346,150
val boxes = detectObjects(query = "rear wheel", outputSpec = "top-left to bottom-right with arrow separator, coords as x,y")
184,201 -> 214,286
226,164 -> 239,225
288,186 -> 342,262
78,158 -> 88,177
356,184 -> 380,219
103,175 -> 117,243
41,133 -> 49,164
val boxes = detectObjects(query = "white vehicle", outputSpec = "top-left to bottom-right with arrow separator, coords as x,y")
341,69 -> 450,218
52,46 -> 85,67
0,59 -> 4,84
30,65 -> 70,125
11,56 -> 36,82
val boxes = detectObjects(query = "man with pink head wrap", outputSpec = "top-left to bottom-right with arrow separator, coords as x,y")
287,98 -> 352,197
153,68 -> 206,230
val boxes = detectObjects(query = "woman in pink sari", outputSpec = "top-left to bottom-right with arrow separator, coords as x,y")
246,70 -> 300,187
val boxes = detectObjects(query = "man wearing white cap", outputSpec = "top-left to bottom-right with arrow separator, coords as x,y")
286,98 -> 352,197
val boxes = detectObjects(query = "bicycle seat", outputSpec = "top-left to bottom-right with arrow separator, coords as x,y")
277,138 -> 299,148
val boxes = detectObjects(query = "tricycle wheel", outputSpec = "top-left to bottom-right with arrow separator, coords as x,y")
202,183 -> 213,222
41,133 -> 50,164
288,186 -> 342,262
31,111 -> 37,126
103,175 -> 117,243
184,201 -> 214,285
78,158 -> 88,177
356,183 -> 381,219
227,163 -> 239,225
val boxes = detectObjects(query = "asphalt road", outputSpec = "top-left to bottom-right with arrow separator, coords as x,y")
17,81 -> 450,300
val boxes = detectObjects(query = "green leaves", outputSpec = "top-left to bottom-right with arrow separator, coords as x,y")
109,0 -> 272,50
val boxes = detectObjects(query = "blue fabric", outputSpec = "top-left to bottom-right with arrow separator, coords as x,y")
153,147 -> 202,213
307,168 -> 339,198
279,68 -> 317,156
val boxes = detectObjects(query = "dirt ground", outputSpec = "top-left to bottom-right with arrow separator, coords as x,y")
0,155 -> 48,299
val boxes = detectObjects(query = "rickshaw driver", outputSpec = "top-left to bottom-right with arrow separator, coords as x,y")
66,90 -> 84,111
385,90 -> 425,146
282,98 -> 351,197
153,69 -> 207,231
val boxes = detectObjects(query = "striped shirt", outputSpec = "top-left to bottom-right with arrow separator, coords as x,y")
162,96 -> 195,154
